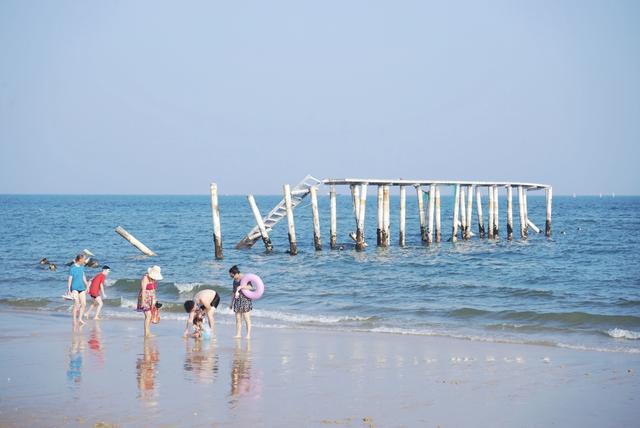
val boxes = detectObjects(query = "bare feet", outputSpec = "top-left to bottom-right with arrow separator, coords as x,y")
93,317 -> 101,320
233,335 -> 242,339
246,335 -> 251,340
78,319 -> 85,325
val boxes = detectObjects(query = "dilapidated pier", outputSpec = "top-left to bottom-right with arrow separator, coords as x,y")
209,175 -> 552,258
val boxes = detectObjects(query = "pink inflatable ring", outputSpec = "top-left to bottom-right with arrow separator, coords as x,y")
240,273 -> 265,300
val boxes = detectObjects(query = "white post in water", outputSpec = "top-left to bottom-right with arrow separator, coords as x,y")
487,186 -> 494,239
330,185 -> 337,249
459,186 -> 467,240
247,195 -> 273,252
493,186 -> 499,239
523,187 -> 529,238
399,186 -> 406,247
518,186 -> 526,239
310,186 -> 322,251
476,186 -> 485,238
435,187 -> 442,243
545,187 -> 553,237
283,184 -> 297,255
465,185 -> 473,240
427,184 -> 435,244
382,185 -> 391,246
115,226 -> 157,256
377,186 -> 384,246
506,185 -> 513,240
210,183 -> 223,260
416,186 -> 427,242
351,185 -> 361,229
356,183 -> 368,251
451,184 -> 460,242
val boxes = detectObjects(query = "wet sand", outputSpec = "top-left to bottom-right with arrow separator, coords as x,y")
0,309 -> 638,427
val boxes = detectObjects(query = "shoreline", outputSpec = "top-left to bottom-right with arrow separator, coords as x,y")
1,309 -> 639,427
3,304 -> 639,356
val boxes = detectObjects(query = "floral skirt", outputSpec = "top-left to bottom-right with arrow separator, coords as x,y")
137,289 -> 155,312
233,293 -> 253,313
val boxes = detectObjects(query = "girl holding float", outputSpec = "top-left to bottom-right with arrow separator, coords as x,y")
229,265 -> 264,339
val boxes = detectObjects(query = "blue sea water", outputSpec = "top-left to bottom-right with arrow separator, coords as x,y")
0,193 -> 639,353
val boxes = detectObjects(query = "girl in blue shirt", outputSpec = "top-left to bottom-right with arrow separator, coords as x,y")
68,254 -> 90,325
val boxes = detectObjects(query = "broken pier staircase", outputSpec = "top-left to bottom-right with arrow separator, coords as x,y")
235,175 -> 322,249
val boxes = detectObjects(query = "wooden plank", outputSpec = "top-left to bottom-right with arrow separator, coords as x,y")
115,226 -> 157,256
459,186 -> 467,240
465,185 -> 473,240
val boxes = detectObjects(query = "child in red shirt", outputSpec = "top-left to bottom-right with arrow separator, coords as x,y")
85,266 -> 110,320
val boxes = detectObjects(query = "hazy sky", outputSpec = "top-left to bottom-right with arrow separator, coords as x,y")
1,1 -> 638,195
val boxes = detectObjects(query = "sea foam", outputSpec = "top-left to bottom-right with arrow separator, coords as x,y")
607,328 -> 640,340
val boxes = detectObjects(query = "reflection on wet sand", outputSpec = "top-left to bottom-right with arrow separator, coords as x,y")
66,331 -> 85,387
229,340 -> 261,404
136,338 -> 159,405
88,322 -> 104,367
183,338 -> 219,384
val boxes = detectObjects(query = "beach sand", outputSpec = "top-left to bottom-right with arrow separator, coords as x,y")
0,310 -> 638,427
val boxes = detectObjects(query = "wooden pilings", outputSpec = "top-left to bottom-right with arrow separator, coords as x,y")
427,185 -> 435,244
416,186 -> 427,242
247,195 -> 273,252
545,187 -> 552,237
435,187 -> 441,243
356,184 -> 368,251
115,226 -> 157,256
283,184 -> 297,255
330,185 -> 337,249
310,186 -> 322,251
399,186 -> 406,247
210,183 -> 223,260
476,186 -> 485,238
451,184 -> 460,242
506,185 -> 513,240
231,179 -> 550,253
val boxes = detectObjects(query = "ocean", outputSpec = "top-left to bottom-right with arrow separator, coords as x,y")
1,193 -> 638,353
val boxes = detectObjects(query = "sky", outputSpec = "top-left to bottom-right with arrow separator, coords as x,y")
0,0 -> 638,195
